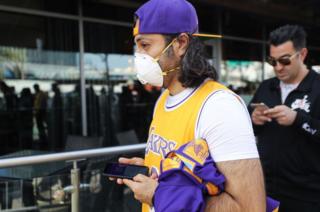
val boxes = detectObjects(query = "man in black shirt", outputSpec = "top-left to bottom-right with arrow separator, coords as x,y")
249,25 -> 320,212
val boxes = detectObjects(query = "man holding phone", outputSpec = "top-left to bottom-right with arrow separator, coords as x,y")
112,0 -> 266,211
249,25 -> 320,212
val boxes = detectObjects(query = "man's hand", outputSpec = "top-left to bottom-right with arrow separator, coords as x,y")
108,157 -> 145,184
251,107 -> 272,125
123,174 -> 158,206
264,105 -> 297,126
118,157 -> 145,166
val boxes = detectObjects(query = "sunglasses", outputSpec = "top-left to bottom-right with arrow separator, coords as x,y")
267,52 -> 299,67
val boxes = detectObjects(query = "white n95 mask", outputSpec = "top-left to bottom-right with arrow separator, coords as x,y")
134,38 -> 180,87
134,52 -> 164,87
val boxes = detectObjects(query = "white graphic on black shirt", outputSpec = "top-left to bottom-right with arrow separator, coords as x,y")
291,95 -> 310,113
302,123 -> 317,135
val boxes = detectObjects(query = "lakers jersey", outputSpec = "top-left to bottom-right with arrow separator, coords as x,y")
142,80 -> 228,212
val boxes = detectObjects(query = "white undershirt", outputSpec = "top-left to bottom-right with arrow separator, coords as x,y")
280,81 -> 299,103
165,86 -> 259,162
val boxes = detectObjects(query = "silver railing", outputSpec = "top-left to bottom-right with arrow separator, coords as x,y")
0,144 -> 146,212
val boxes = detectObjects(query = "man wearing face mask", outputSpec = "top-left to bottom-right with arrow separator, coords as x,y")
115,0 -> 266,211
249,25 -> 320,212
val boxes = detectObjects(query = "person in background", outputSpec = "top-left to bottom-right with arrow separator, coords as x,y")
33,83 -> 48,144
19,87 -> 34,149
0,80 -> 18,111
249,25 -> 320,212
51,83 -> 64,150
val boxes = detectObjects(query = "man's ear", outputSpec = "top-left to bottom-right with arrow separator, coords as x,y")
173,33 -> 190,57
299,47 -> 308,63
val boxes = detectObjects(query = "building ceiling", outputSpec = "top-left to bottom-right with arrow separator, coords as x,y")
92,0 -> 320,25
195,0 -> 319,25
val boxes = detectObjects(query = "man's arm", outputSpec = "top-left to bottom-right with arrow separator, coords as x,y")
205,159 -> 266,212
292,102 -> 320,141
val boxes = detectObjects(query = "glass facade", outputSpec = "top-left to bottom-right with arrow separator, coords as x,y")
0,11 -> 80,154
0,5 -> 154,154
0,0 -> 319,155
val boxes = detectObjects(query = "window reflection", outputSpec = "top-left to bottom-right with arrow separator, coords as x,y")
0,41 -> 161,155
84,53 -> 161,144
220,60 -> 274,104
0,46 -> 81,154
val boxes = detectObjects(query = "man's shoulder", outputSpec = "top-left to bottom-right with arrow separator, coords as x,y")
310,71 -> 320,96
312,69 -> 320,82
254,77 -> 278,93
260,77 -> 278,86
304,69 -> 320,92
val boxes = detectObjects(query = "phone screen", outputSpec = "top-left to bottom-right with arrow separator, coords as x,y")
103,162 -> 149,179
250,103 -> 269,110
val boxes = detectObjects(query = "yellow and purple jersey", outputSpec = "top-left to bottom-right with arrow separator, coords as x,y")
144,80 -> 227,175
143,80 -> 228,212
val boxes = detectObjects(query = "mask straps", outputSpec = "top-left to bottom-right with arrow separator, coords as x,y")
162,67 -> 180,76
153,38 -> 177,62
154,37 -> 181,76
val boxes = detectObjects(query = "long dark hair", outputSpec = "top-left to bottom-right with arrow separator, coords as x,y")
164,34 -> 218,88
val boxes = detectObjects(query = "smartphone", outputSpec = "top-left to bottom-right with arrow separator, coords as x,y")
250,103 -> 269,110
103,162 -> 149,179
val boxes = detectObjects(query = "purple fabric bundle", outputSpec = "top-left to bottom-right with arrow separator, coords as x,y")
154,139 -> 279,212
